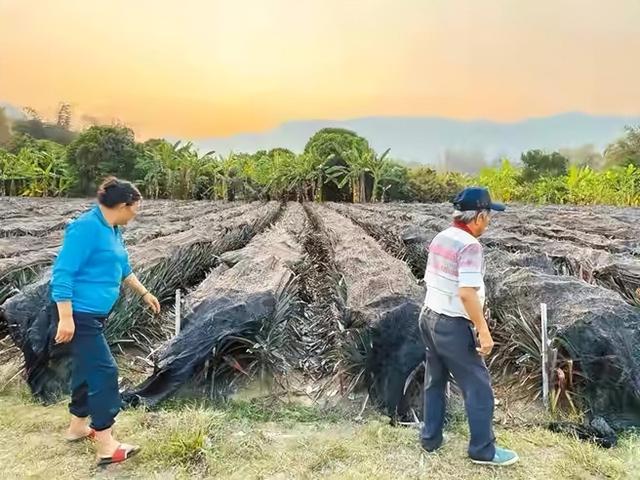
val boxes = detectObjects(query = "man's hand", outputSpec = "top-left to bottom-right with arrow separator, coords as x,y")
55,316 -> 75,344
143,293 -> 161,314
476,330 -> 494,356
459,286 -> 493,355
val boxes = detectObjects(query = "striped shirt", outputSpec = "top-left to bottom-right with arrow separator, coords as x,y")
423,226 -> 485,320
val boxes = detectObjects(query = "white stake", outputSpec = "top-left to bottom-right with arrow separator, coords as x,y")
175,289 -> 182,337
541,303 -> 549,409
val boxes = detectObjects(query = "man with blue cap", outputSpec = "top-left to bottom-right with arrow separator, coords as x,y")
419,187 -> 518,466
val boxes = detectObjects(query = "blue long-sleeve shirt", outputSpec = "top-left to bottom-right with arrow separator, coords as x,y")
51,205 -> 133,314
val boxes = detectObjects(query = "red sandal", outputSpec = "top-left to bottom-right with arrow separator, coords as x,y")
97,444 -> 140,467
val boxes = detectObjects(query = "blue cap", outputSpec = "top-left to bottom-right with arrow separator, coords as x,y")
452,187 -> 505,212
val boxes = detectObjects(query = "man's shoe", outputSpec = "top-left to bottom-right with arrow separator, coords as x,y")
470,446 -> 519,466
421,433 -> 449,453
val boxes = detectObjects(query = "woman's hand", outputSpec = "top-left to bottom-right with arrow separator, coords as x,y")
55,316 -> 75,344
124,274 -> 161,314
143,293 -> 161,314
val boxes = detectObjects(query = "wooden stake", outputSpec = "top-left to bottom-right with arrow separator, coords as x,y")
175,289 -> 182,337
541,303 -> 549,409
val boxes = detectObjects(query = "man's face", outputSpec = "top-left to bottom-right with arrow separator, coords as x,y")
474,211 -> 491,236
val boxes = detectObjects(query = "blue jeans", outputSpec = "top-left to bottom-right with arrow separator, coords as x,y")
68,311 -> 121,431
419,309 -> 496,461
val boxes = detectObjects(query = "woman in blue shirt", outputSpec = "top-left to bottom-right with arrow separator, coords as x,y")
51,177 -> 160,467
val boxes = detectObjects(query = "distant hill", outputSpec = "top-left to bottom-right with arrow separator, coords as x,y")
186,113 -> 640,172
4,99 -> 637,173
0,102 -> 27,121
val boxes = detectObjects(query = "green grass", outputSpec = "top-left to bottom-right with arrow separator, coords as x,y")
0,386 -> 638,480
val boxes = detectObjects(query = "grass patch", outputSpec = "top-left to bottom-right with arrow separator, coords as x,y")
221,397 -> 345,424
0,387 -> 637,479
143,407 -> 223,469
151,395 -> 347,424
556,440 -> 626,478
309,441 -> 352,473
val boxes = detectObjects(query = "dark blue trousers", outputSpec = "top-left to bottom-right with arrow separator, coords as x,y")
68,312 -> 121,431
419,309 -> 496,461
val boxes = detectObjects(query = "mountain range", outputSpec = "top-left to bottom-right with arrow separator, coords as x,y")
186,113 -> 640,171
3,101 -> 638,171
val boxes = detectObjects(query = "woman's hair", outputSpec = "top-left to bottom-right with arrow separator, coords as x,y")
97,177 -> 141,208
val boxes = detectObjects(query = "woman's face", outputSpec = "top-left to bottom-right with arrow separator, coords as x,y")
117,200 -> 141,225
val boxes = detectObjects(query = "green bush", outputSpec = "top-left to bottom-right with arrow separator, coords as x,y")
407,167 -> 468,202
473,162 -> 640,207
477,159 -> 522,202
528,176 -> 569,205
566,164 -> 640,206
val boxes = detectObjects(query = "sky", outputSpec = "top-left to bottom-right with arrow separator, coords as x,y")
1,0 -> 639,139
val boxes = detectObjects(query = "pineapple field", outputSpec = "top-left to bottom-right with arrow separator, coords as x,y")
1,197 -> 640,442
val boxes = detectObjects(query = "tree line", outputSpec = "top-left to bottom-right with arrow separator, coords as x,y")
1,106 -> 639,205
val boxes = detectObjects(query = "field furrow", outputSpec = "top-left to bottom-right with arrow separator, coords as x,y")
290,204 -> 348,381
124,202 -> 305,406
307,204 -> 424,419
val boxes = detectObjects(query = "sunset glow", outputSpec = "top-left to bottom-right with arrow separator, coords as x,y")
1,0 -> 638,138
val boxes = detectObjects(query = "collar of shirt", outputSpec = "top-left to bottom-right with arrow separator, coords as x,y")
92,204 -> 119,233
452,220 -> 475,237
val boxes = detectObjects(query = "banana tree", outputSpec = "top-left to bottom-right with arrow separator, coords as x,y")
292,152 -> 327,201
0,148 -> 73,197
141,141 -> 177,198
236,153 -> 267,200
140,141 -> 216,200
278,154 -> 302,201
217,153 -> 240,201
361,148 -> 397,202
35,150 -> 74,196
325,147 -> 369,203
